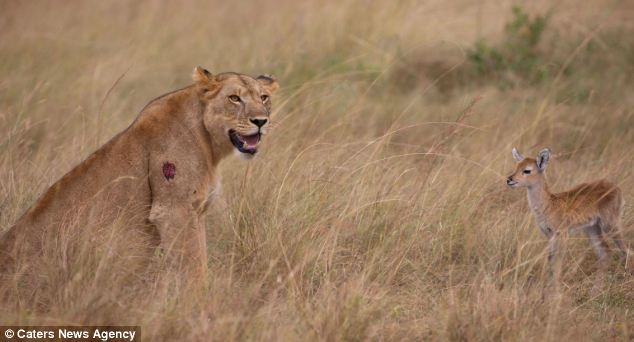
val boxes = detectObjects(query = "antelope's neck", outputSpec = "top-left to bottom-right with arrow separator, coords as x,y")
526,181 -> 552,218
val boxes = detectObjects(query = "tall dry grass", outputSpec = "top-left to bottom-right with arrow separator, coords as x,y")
1,0 -> 633,340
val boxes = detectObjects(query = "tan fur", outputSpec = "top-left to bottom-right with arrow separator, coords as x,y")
0,67 -> 279,281
507,148 -> 629,289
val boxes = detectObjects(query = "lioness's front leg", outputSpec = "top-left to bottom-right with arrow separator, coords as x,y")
148,159 -> 209,282
149,204 -> 207,280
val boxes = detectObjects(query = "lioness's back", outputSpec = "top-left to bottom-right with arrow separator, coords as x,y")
1,110 -> 155,264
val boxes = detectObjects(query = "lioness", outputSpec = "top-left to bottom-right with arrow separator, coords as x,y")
0,67 -> 278,280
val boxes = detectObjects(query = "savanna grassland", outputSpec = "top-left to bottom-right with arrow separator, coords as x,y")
1,0 -> 634,340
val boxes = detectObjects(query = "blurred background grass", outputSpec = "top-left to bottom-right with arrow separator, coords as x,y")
1,0 -> 633,340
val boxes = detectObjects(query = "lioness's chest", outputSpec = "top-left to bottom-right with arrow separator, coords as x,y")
196,176 -> 222,214
207,176 -> 222,201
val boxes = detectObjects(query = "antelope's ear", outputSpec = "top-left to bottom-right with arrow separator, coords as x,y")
192,66 -> 213,84
512,147 -> 524,162
536,148 -> 551,171
256,74 -> 279,94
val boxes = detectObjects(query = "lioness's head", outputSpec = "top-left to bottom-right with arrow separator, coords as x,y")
193,66 -> 279,159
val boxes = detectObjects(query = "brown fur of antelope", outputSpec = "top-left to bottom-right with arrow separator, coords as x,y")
507,147 -> 629,285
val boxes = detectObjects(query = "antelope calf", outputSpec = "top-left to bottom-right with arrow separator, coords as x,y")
506,148 -> 629,285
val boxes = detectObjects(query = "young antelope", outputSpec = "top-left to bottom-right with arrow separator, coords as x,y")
506,148 -> 628,284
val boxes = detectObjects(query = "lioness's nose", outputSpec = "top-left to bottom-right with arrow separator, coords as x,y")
250,118 -> 267,128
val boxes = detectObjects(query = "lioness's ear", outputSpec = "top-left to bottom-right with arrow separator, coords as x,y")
192,66 -> 213,83
256,74 -> 279,94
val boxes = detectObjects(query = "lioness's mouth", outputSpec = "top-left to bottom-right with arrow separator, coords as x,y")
228,129 -> 261,155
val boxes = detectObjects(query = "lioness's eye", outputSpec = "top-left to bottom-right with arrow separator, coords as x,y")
261,94 -> 269,103
229,95 -> 241,103
523,169 -> 531,174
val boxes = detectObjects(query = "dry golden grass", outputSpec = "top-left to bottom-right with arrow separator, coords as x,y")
1,0 -> 633,340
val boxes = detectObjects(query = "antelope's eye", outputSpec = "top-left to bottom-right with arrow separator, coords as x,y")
229,95 -> 241,103
261,94 -> 269,103
523,169 -> 531,174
